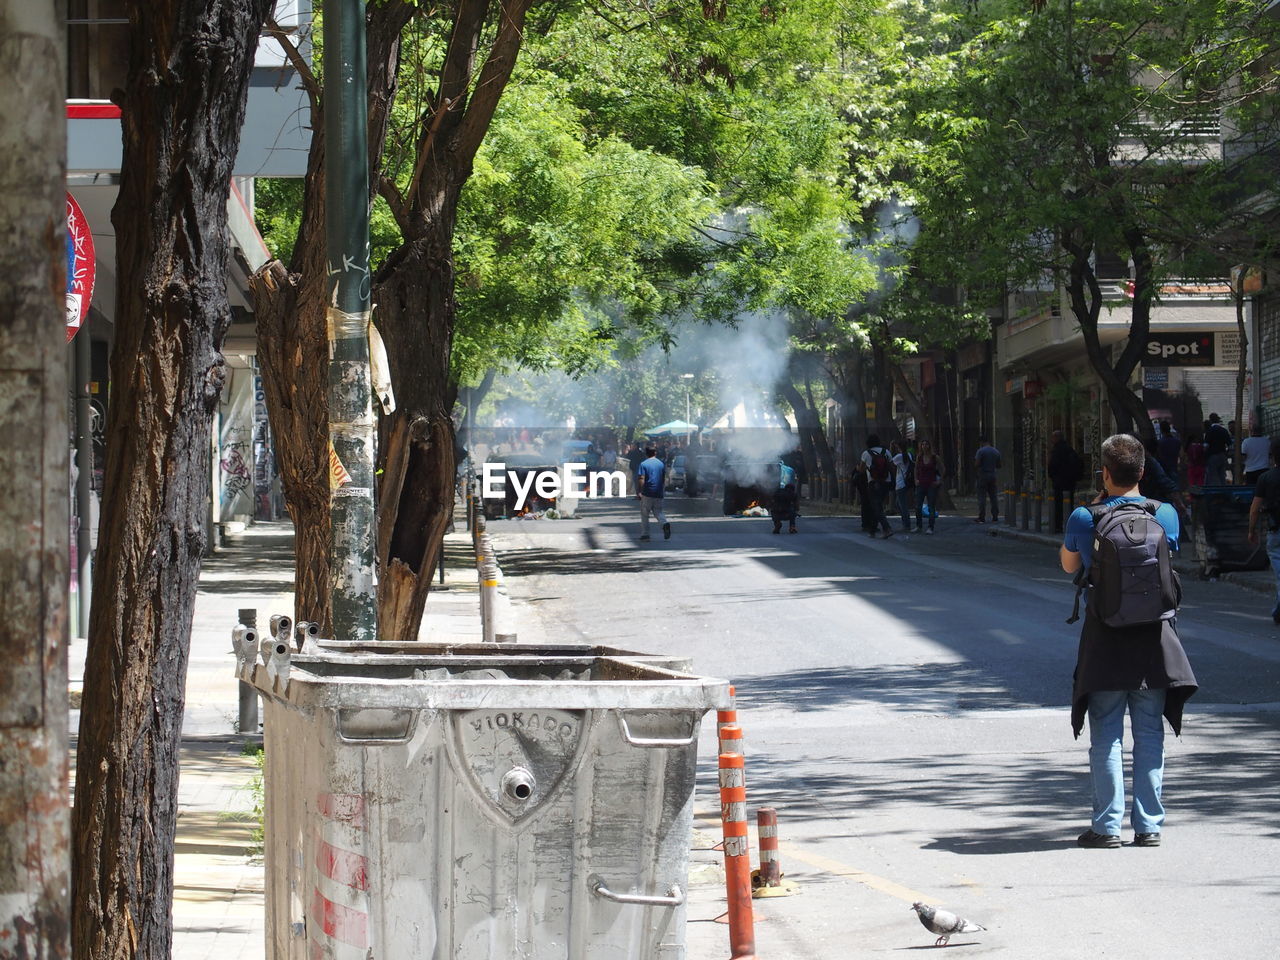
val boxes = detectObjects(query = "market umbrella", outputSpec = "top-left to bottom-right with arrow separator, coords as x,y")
643,420 -> 700,437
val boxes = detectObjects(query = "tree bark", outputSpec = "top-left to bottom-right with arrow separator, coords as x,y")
0,2 -> 71,954
779,380 -> 819,477
70,3 -> 269,958
372,0 -> 534,642
375,218 -> 461,641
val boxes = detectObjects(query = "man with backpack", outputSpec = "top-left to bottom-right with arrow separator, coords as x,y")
861,434 -> 895,538
1059,434 -> 1197,849
1246,436 -> 1280,624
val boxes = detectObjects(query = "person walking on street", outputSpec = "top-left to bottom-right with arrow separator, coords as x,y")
973,437 -> 1001,523
1047,430 -> 1083,534
1156,421 -> 1181,481
634,446 -> 671,542
914,439 -> 943,534
1060,434 -> 1197,849
861,434 -> 895,538
891,439 -> 913,533
1247,437 -> 1280,624
1241,424 -> 1270,485
771,459 -> 799,534
1185,431 -> 1206,489
1204,413 -> 1231,485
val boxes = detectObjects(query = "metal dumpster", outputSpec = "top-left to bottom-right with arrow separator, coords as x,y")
236,635 -> 728,960
1191,484 -> 1268,577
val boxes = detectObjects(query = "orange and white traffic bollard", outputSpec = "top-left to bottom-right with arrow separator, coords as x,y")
751,808 -> 799,898
718,727 -> 755,959
756,808 -> 780,887
717,685 -> 737,750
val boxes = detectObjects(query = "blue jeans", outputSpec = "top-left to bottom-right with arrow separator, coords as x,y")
1086,689 -> 1166,836
895,488 -> 912,530
1267,532 -> 1280,613
916,483 -> 938,530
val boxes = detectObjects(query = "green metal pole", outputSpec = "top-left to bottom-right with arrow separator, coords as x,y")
324,0 -> 377,642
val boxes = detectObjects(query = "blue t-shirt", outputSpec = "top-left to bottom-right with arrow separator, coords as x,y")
636,456 -> 666,498
1062,496 -> 1179,569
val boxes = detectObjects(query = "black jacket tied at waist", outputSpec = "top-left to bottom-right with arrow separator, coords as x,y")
1071,612 -> 1197,738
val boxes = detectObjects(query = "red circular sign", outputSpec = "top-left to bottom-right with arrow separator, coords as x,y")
66,193 -> 96,342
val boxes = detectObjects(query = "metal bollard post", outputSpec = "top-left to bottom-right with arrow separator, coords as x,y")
237,607 -> 259,735
1005,491 -> 1016,526
1020,490 -> 1030,530
480,535 -> 498,643
1035,492 -> 1044,532
717,727 -> 756,960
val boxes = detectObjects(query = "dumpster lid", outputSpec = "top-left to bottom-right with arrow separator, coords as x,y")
244,653 -> 730,711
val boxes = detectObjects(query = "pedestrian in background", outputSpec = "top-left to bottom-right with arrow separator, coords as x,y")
771,459 -> 799,534
1241,423 -> 1270,485
1184,431 -> 1206,489
854,460 -> 877,536
861,434 -> 894,538
1204,413 -> 1231,485
1047,429 -> 1083,534
1060,433 -> 1197,849
973,436 -> 1001,523
1246,436 -> 1280,624
634,446 -> 671,542
891,439 -> 913,534
914,439 -> 943,534
1156,421 -> 1181,481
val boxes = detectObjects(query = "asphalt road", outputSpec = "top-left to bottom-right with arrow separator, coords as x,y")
490,494 -> 1280,959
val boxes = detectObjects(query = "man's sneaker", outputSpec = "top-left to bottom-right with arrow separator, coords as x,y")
1132,833 -> 1161,847
926,528 -> 935,535
974,517 -> 986,524
1077,829 -> 1121,849
662,522 -> 672,540
639,535 -> 651,542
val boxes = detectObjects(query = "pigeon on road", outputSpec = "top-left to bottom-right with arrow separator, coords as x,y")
910,901 -> 986,946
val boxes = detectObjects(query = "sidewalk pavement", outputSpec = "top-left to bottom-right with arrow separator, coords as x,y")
68,518 -> 487,959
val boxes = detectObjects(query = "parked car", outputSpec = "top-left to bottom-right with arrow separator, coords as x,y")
669,454 -> 687,490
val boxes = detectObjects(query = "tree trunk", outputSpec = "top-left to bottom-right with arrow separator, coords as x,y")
250,260 -> 330,627
1064,239 -> 1153,443
779,381 -> 819,477
70,3 -> 269,958
804,376 -> 839,484
0,3 -> 71,953
374,222 -> 460,642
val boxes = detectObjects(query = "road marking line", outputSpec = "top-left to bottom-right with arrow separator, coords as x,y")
694,815 -> 931,904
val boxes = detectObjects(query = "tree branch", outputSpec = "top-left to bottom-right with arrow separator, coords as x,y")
265,15 -> 319,118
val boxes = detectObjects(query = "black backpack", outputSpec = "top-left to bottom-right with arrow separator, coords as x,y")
1067,500 -> 1181,627
902,452 -> 916,488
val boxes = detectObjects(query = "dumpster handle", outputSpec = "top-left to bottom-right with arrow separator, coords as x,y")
616,713 -> 698,748
589,875 -> 684,908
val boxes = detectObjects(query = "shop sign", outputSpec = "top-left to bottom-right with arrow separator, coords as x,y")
66,193 -> 96,342
1216,331 -> 1242,367
1024,379 -> 1044,399
1143,332 -> 1214,366
1143,366 -> 1169,390
1004,375 -> 1025,395
864,401 -> 876,420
